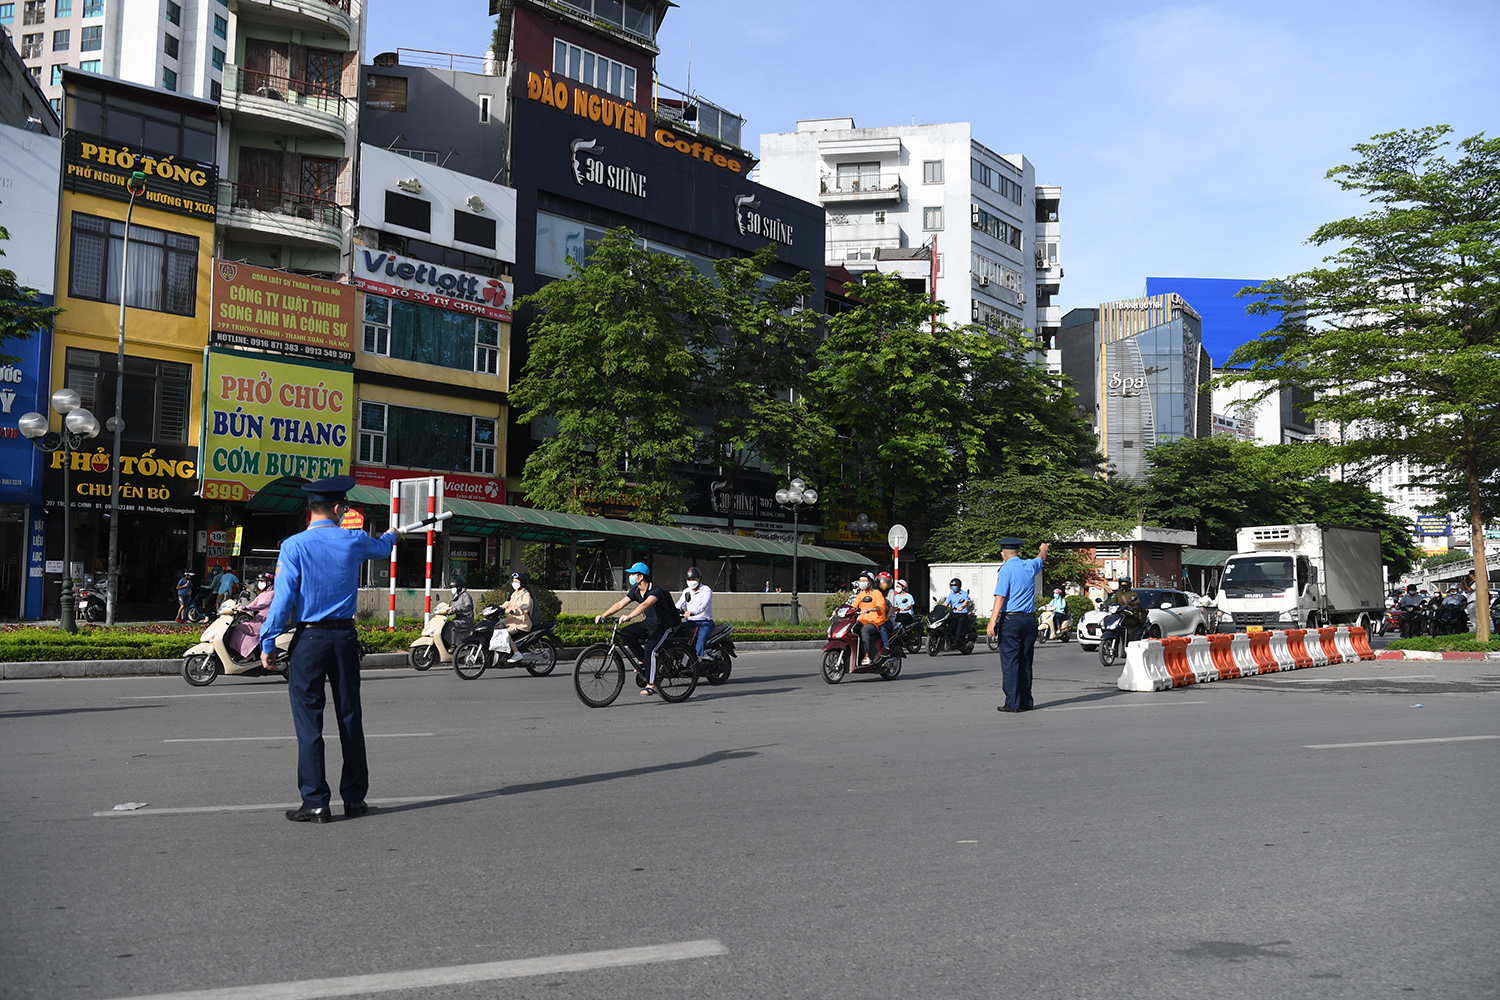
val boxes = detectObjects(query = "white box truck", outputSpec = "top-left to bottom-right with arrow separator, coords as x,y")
1215,523 -> 1384,633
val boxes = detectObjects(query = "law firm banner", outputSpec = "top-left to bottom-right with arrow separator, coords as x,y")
209,261 -> 356,364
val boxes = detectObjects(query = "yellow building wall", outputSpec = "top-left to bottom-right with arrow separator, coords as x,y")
50,189 -> 214,444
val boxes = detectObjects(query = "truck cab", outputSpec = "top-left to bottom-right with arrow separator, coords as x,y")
1215,524 -> 1382,633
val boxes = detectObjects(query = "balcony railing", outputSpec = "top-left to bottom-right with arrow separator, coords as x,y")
819,174 -> 902,202
236,68 -> 347,115
220,180 -> 346,235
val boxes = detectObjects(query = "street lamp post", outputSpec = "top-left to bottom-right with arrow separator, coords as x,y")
19,389 -> 102,632
775,477 -> 818,625
106,170 -> 148,626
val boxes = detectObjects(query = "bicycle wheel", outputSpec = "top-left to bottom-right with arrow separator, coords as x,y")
573,644 -> 625,708
1098,635 -> 1121,668
654,643 -> 699,703
454,643 -> 487,680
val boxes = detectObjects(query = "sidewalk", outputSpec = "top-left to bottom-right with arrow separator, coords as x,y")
1,641 -> 831,679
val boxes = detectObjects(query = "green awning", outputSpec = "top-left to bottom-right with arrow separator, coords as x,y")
251,476 -> 873,568
1182,548 -> 1236,567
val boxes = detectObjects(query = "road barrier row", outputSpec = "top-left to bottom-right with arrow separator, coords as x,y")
1117,625 -> 1376,692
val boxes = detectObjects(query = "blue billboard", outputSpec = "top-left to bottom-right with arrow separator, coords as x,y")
0,318 -> 50,505
1145,277 -> 1275,369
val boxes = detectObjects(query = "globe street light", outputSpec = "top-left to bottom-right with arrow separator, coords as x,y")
20,389 -> 101,632
775,477 -> 818,625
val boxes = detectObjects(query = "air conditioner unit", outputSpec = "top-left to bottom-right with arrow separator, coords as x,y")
1017,292 -> 1027,305
977,275 -> 989,287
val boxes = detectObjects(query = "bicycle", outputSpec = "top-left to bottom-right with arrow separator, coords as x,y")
572,619 -> 699,707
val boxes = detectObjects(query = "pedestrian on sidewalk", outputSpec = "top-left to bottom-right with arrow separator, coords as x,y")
987,537 -> 1048,713
175,570 -> 194,623
261,476 -> 401,824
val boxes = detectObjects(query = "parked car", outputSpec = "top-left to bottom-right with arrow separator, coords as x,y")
1077,588 -> 1209,651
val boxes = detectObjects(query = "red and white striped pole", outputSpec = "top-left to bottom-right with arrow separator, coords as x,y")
423,477 -> 435,627
388,489 -> 399,631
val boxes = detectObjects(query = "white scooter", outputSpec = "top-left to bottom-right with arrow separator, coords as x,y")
408,601 -> 457,671
182,598 -> 292,686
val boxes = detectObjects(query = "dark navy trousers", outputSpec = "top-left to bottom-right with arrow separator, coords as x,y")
999,612 -> 1038,710
287,627 -> 367,810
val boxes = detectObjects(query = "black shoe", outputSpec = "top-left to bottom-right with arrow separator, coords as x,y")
997,706 -> 1022,713
285,806 -> 332,823
344,802 -> 369,818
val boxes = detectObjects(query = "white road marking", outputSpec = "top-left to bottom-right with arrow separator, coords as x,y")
94,795 -> 452,817
1268,674 -> 1436,684
120,690 -> 290,699
1041,700 -> 1209,711
1306,734 -> 1500,750
93,939 -> 729,1000
163,734 -> 433,742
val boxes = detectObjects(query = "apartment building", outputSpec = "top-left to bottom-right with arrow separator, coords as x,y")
756,119 -> 1062,350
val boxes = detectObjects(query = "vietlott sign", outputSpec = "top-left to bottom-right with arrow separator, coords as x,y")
202,348 -> 354,502
42,443 -> 199,515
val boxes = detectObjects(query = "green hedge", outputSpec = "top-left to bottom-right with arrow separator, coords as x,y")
1386,632 -> 1500,653
0,623 -> 424,662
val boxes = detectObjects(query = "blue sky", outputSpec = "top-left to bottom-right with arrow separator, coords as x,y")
369,1 -> 1500,315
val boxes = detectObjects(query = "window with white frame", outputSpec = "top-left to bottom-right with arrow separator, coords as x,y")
923,160 -> 944,184
923,206 -> 944,231
362,294 -> 503,377
552,38 -> 636,103
970,251 -> 1024,293
359,400 -> 495,475
390,148 -> 438,163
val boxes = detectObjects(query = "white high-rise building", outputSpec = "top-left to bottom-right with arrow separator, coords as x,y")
757,118 -> 1061,351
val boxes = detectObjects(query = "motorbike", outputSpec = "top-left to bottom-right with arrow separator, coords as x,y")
1396,600 -> 1428,639
1097,603 -> 1154,668
408,601 -> 459,671
1434,599 -> 1469,636
1037,606 -> 1073,643
821,604 -> 908,683
453,605 -> 560,680
926,602 -> 976,656
891,609 -> 924,654
182,598 -> 292,686
75,585 -> 105,624
694,622 -> 737,685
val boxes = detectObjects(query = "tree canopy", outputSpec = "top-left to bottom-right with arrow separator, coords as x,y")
0,226 -> 62,365
1221,125 -> 1500,636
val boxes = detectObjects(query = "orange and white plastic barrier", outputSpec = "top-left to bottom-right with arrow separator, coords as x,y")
1118,625 -> 1374,692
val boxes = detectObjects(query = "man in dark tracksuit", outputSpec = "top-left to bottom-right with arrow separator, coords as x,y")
595,561 -> 680,696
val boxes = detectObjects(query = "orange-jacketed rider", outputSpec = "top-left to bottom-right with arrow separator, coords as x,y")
850,570 -> 888,666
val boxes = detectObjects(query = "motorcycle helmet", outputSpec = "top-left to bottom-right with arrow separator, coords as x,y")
894,578 -> 907,590
1118,578 -> 1132,589
856,570 -> 874,590
1053,589 -> 1064,596
950,577 -> 962,591
876,571 -> 893,590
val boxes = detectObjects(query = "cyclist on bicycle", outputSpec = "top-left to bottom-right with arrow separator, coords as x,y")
595,561 -> 681,696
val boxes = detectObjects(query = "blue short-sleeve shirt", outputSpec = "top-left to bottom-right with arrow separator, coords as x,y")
994,556 -> 1043,614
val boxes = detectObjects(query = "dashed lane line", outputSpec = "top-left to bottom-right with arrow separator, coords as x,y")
163,734 -> 434,742
1305,734 -> 1500,750
1041,700 -> 1209,711
92,939 -> 729,1000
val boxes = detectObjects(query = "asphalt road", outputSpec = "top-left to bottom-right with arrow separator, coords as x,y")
2,640 -> 1497,1000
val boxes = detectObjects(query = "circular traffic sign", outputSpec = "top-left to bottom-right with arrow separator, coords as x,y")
887,524 -> 909,550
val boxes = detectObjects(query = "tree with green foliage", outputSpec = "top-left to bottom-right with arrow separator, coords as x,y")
807,272 -> 1097,533
509,228 -> 711,523
1128,436 -> 1419,574
1222,126 -> 1499,636
0,226 -> 63,364
692,246 -> 822,527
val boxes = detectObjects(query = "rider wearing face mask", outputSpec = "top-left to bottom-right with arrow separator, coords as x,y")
944,577 -> 973,643
448,579 -> 475,650
851,570 -> 888,666
675,566 -> 714,657
499,571 -> 536,654
596,562 -> 682,696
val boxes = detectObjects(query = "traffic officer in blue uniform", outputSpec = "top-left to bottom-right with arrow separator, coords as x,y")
261,475 -> 400,823
986,536 -> 1049,713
